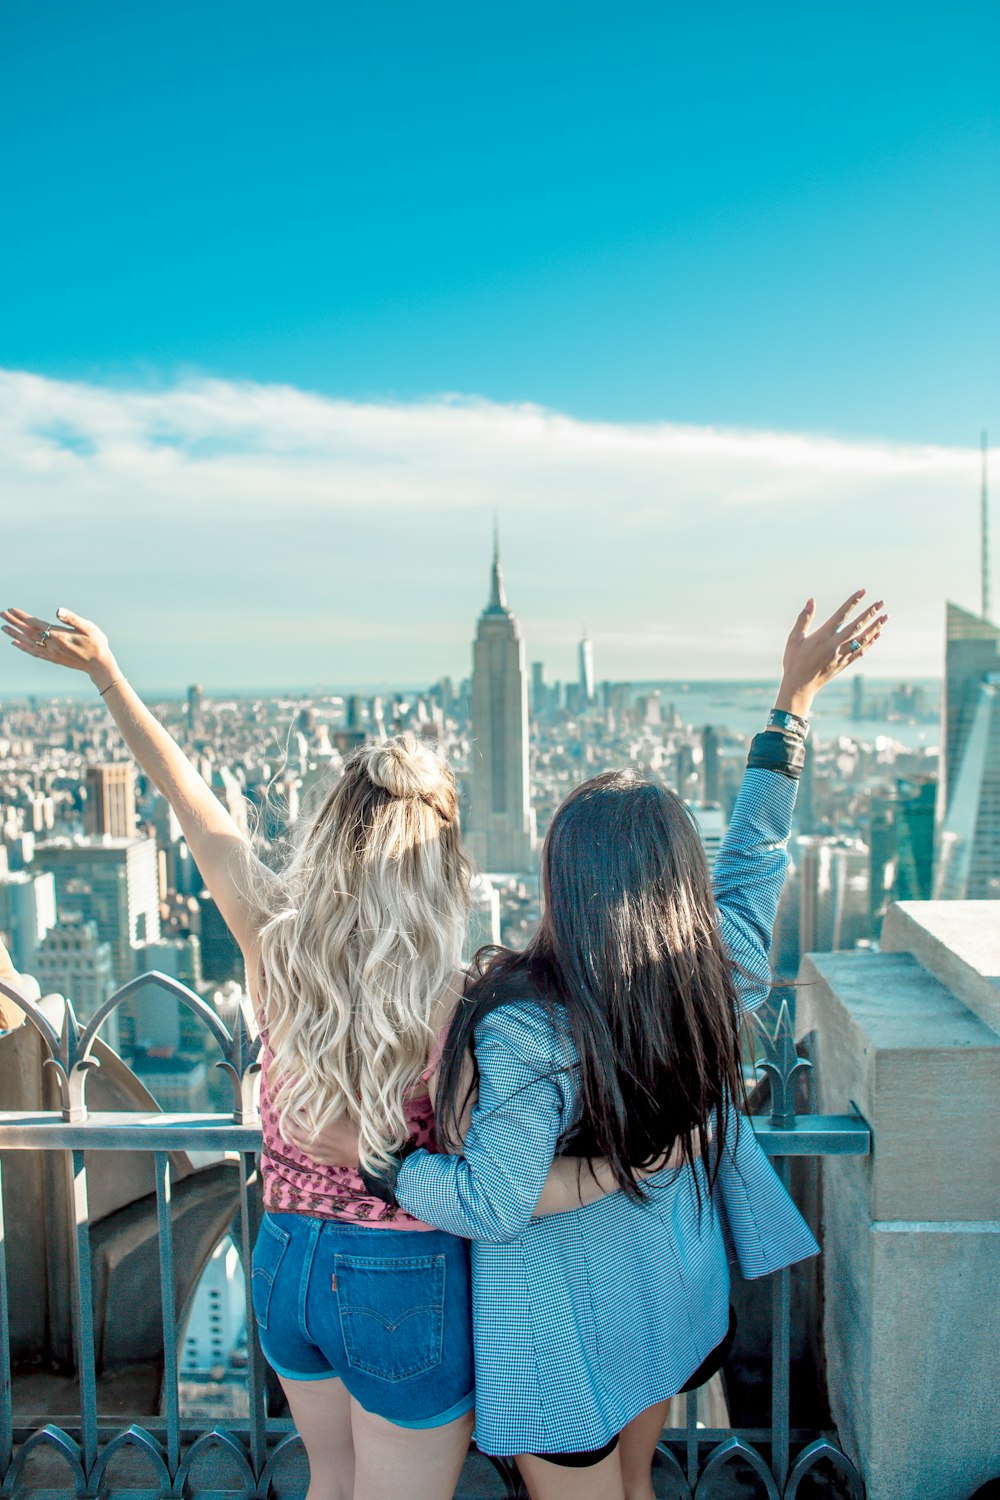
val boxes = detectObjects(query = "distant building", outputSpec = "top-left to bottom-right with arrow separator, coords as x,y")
0,870 -> 56,970
84,764 -> 137,839
674,742 -> 697,796
578,635 -> 595,704
701,726 -> 721,804
181,1237 -> 246,1376
35,836 -> 160,985
531,661 -> 547,718
871,778 -> 937,926
851,675 -> 865,723
198,893 -> 243,982
466,535 -> 536,872
463,874 -> 501,963
129,1050 -> 207,1112
940,603 -> 1000,818
936,674 -> 1000,898
798,837 -> 870,954
796,738 -> 817,834
33,918 -> 117,1046
688,802 -> 727,873
935,604 -> 1000,898
187,684 -> 204,732
120,936 -> 205,1055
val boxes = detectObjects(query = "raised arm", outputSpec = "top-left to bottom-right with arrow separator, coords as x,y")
714,590 -> 888,1014
3,606 -> 273,959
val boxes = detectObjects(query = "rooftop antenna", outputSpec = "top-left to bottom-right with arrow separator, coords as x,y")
489,513 -> 507,609
981,431 -> 991,621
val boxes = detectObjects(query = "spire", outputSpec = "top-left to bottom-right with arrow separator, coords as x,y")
489,516 -> 507,610
982,430 -> 991,622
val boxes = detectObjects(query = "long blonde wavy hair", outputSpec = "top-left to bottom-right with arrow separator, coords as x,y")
257,733 -> 472,1172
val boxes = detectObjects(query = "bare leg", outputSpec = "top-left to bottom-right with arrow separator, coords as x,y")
515,1448 -> 626,1500
618,1398 -> 671,1500
351,1397 -> 474,1500
277,1373 -> 355,1500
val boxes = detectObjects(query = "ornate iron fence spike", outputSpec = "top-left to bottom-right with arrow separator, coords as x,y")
752,998 -> 812,1130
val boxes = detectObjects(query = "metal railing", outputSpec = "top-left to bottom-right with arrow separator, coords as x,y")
0,976 -> 869,1499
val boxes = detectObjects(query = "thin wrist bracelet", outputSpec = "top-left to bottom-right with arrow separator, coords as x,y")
99,678 -> 126,698
767,707 -> 810,739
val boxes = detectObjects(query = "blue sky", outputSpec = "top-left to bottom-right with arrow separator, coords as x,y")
1,2 -> 998,689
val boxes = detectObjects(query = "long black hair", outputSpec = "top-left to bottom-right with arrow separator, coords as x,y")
436,769 -> 747,1200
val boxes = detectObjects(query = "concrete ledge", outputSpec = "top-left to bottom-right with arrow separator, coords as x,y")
882,900 -> 1000,1037
798,950 -> 1000,1222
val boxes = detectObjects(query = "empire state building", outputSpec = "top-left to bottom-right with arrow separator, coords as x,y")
466,535 -> 536,873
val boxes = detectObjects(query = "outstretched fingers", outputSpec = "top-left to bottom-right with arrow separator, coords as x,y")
839,600 -> 886,644
819,589 -> 865,636
2,607 -> 47,636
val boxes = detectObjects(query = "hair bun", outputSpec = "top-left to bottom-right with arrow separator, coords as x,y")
362,733 -> 456,821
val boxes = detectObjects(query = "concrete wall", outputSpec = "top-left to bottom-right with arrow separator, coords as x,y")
797,901 -> 1000,1500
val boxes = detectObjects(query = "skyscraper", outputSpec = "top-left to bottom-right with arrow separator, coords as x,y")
940,603 -> 1000,819
935,556 -> 1000,896
0,870 -> 56,970
936,673 -> 1000,899
578,633 -> 595,704
33,918 -> 117,1045
34,836 -> 161,985
701,725 -> 721,804
531,661 -> 547,718
85,764 -> 137,838
187,684 -> 204,732
466,534 -> 536,872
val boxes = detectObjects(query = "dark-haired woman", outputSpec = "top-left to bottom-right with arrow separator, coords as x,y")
361,591 -> 887,1500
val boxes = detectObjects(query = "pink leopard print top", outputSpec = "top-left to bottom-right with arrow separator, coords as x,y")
258,1028 -> 443,1231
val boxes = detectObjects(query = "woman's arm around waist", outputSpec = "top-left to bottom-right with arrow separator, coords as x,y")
395,1000 -> 575,1243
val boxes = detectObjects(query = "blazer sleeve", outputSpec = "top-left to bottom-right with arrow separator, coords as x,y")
712,765 -> 797,1015
395,1001 -> 575,1244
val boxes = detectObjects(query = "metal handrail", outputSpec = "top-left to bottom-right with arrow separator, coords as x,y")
0,975 -> 869,1499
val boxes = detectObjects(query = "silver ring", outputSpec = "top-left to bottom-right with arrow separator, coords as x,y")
847,639 -> 862,655
39,626 -> 51,646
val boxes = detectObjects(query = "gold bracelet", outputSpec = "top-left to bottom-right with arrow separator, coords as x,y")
98,678 -> 126,698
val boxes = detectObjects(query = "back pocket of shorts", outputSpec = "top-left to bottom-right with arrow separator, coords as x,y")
335,1252 -> 445,1382
250,1215 -> 290,1332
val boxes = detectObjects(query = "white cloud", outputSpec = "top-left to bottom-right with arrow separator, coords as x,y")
0,367 -> 984,689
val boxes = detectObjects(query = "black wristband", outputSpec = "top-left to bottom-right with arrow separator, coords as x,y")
746,729 -> 806,781
357,1138 -> 420,1207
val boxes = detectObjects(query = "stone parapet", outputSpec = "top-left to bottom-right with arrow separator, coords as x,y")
797,902 -> 1000,1500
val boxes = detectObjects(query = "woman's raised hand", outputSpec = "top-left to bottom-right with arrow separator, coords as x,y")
2,607 -> 119,689
777,590 -> 888,720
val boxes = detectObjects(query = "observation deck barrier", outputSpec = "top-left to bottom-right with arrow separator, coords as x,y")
0,974 -> 870,1499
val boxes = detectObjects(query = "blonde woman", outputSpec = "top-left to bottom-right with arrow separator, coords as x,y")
4,604 -> 597,1500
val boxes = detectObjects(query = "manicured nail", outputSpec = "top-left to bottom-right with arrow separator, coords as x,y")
57,608 -> 66,618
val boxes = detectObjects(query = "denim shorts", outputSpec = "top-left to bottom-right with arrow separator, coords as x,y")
251,1211 -> 475,1429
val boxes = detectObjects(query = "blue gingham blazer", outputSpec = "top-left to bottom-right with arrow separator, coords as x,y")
396,765 -> 819,1457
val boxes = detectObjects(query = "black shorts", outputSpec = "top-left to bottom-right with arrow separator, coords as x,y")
527,1305 -> 738,1469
